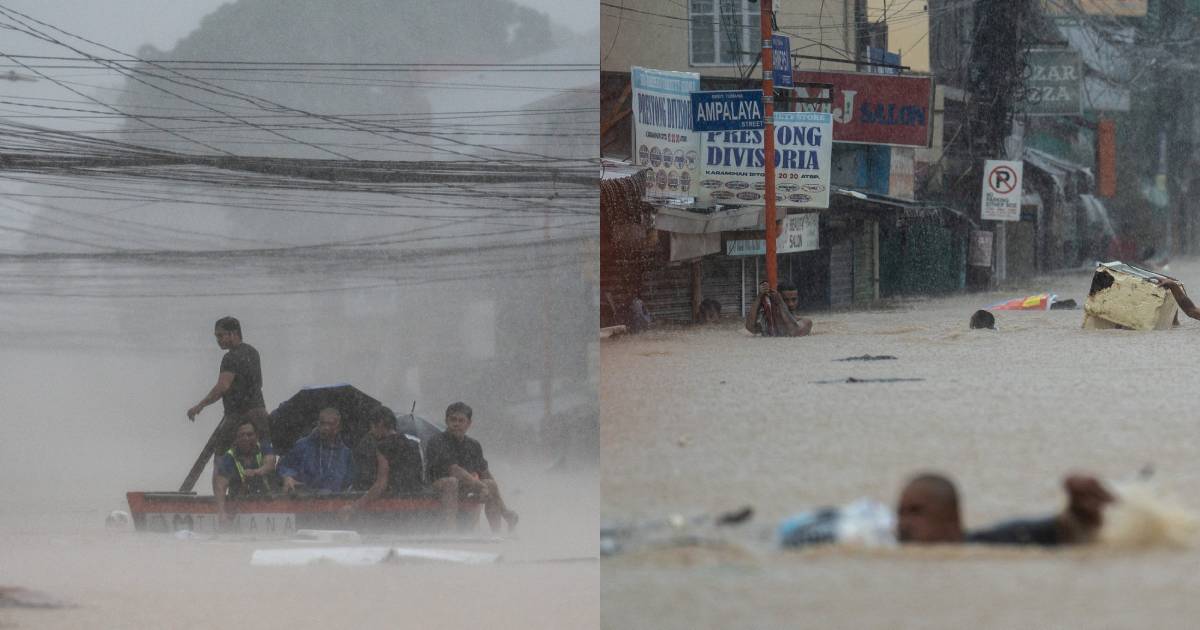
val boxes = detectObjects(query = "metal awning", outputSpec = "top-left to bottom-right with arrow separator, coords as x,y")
653,205 -> 763,234
831,187 -> 974,225
1023,147 -> 1094,192
1079,193 -> 1116,236
600,158 -> 646,181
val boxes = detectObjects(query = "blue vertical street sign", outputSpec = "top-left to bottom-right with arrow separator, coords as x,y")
771,34 -> 792,87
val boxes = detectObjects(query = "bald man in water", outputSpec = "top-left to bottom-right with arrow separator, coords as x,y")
896,473 -> 1114,545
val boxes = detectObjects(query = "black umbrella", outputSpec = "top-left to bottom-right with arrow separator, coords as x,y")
268,383 -> 385,454
396,412 -> 443,444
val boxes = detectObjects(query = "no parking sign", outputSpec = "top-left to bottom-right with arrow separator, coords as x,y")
981,159 -> 1023,221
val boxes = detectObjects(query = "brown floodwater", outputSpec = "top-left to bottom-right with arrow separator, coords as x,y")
602,258 -> 1200,630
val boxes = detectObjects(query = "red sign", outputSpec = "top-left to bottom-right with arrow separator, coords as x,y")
792,70 -> 933,147
1096,118 -> 1116,198
988,165 -> 1019,194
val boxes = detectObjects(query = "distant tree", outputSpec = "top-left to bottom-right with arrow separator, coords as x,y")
105,0 -> 557,243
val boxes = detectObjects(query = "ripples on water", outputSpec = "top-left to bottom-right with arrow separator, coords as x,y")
602,260 -> 1200,629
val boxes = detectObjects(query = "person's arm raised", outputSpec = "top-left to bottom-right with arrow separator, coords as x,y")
1157,279 -> 1200,320
1055,474 -> 1114,543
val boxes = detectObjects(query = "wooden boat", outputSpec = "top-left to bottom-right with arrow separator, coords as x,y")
126,490 -> 479,535
129,384 -> 478,535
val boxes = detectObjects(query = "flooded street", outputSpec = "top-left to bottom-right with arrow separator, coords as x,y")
0,253 -> 597,629
601,258 -> 1200,629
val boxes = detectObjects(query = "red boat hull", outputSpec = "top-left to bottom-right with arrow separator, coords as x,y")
126,491 -> 480,534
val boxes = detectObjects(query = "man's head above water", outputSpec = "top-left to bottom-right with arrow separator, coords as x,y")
897,473 -> 965,543
896,471 -> 1115,545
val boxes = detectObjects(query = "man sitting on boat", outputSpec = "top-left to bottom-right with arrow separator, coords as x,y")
426,402 -> 518,533
342,406 -> 426,518
213,421 -> 277,525
278,407 -> 353,494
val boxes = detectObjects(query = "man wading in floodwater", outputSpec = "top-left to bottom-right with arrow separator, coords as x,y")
181,316 -> 269,492
744,281 -> 813,337
895,473 -> 1114,545
602,472 -> 1116,556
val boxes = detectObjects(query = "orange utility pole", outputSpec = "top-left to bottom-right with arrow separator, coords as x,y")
760,0 -> 778,290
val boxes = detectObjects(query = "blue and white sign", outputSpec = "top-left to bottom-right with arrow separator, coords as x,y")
690,90 -> 764,132
632,66 -> 701,203
725,212 -> 819,256
771,35 -> 793,88
697,111 -> 833,209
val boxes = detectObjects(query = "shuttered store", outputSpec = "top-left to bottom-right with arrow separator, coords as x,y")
700,255 -> 743,321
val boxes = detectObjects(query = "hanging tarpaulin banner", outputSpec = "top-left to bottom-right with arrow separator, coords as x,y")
696,111 -> 833,209
631,66 -> 700,203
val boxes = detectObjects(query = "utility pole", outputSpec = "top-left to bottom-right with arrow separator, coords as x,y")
967,0 -> 1031,286
1156,0 -> 1183,260
760,0 -> 778,290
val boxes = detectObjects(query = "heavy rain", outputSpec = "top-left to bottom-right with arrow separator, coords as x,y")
601,0 -> 1200,628
0,1 -> 598,628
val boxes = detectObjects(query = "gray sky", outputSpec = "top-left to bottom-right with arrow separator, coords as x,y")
0,1 -> 597,252
1,0 -> 595,130
2,1 -> 595,56
2,1 -> 232,54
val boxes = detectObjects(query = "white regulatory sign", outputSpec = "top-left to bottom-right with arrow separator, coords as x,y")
981,159 -> 1023,222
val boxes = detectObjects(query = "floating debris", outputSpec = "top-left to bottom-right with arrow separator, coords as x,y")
987,293 -> 1056,311
813,377 -> 925,385
105,510 -> 131,529
292,529 -> 362,544
601,506 -> 754,557
835,354 -> 897,362
250,546 -> 500,567
0,586 -> 74,609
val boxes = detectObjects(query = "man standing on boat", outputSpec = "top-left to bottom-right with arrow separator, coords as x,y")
180,316 -> 269,492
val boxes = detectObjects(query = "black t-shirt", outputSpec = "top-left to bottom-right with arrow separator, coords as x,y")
425,431 -> 488,481
377,433 -> 425,494
966,516 -> 1063,546
219,342 -> 265,415
351,433 -> 379,491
